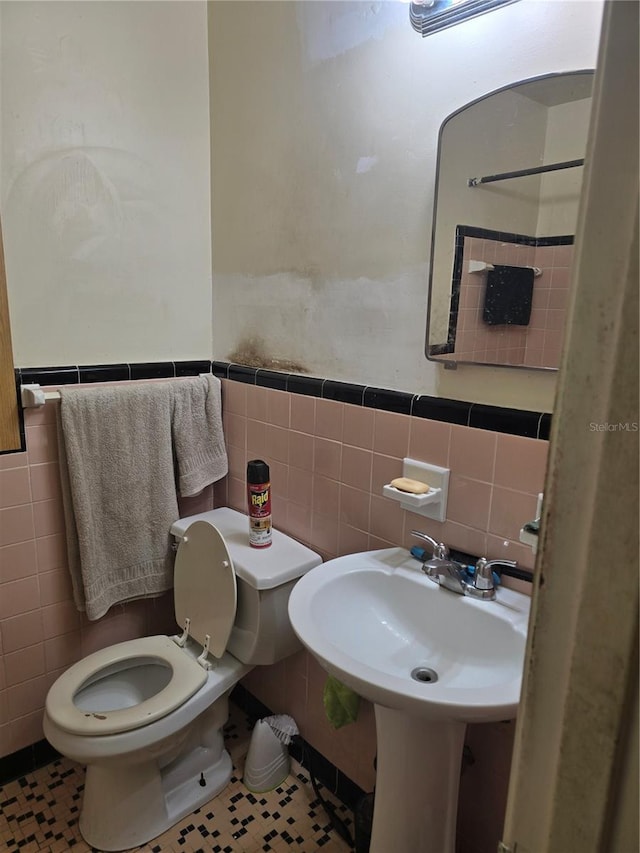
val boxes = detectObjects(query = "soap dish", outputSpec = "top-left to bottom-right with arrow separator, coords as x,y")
382,484 -> 442,509
381,458 -> 450,521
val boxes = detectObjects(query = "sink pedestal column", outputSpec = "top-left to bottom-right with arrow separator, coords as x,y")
371,705 -> 466,853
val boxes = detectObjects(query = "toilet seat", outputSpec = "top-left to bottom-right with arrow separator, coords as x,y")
173,519 -> 237,657
47,522 -> 239,738
45,636 -> 208,736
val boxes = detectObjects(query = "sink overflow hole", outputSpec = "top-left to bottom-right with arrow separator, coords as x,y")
411,666 -> 438,684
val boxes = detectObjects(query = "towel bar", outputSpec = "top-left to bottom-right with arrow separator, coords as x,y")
20,375 -> 212,409
21,384 -> 62,408
468,260 -> 542,277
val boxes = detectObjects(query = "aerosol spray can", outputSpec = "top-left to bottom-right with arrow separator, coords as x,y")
247,459 -> 272,548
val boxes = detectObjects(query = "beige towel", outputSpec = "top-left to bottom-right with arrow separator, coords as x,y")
171,374 -> 228,496
58,382 -> 178,620
58,376 -> 229,620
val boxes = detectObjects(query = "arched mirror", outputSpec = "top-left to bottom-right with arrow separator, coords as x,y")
426,71 -> 594,371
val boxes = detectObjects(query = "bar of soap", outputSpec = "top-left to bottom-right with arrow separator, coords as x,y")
390,477 -> 430,495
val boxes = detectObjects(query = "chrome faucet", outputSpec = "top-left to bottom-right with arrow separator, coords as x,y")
411,531 -> 517,600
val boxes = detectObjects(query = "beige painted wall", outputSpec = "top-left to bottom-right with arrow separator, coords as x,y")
210,0 -> 603,411
537,97 -> 592,235
1,1 -> 212,367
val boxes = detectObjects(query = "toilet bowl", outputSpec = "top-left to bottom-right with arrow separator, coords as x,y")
43,507 -> 321,851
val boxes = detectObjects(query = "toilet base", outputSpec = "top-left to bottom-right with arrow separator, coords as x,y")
80,743 -> 233,851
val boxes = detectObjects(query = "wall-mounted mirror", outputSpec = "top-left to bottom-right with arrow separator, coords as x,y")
427,71 -> 594,371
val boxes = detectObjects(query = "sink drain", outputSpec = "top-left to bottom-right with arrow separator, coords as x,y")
411,666 -> 438,684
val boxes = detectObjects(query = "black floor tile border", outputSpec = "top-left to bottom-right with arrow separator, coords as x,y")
15,359 -> 551,440
231,684 -> 368,811
0,739 -> 60,787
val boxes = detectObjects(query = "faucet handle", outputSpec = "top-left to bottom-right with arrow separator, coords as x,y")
410,530 -> 449,560
474,557 -> 517,591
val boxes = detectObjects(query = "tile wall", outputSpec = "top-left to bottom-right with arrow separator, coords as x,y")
0,375 -> 548,853
455,238 -> 573,368
216,377 -> 547,853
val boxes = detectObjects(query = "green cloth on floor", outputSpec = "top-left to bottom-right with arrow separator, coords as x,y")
323,675 -> 360,728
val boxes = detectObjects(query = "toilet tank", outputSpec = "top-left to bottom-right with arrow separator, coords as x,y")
170,507 -> 322,665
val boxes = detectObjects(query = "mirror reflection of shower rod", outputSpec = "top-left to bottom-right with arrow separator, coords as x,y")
468,157 -> 584,187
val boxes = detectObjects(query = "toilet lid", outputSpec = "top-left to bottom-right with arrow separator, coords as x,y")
174,520 -> 237,658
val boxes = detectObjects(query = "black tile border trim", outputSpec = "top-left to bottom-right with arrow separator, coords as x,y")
15,359 -> 551,440
231,684 -> 368,809
0,739 -> 60,786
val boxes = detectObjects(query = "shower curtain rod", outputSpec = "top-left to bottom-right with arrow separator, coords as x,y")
468,157 -> 584,187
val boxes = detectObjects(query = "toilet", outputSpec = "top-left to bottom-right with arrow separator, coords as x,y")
43,507 -> 321,852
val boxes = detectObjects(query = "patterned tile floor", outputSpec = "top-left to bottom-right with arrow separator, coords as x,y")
0,706 -> 354,853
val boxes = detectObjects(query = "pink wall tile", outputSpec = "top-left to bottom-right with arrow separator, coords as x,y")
1,610 -> 44,654
447,476 -> 492,531
268,460 -> 289,503
449,425 -> 496,483
408,418 -> 450,467
0,577 -> 40,620
310,513 -> 339,557
245,385 -> 268,422
222,412 -> 246,449
489,487 -> 539,541
81,607 -> 147,657
288,467 -> 313,508
266,389 -> 290,428
370,495 -> 404,544
226,444 -> 245,481
289,431 -> 314,470
312,476 -> 339,519
340,445 -> 372,492
41,600 -> 81,639
25,424 -> 59,464
0,452 -> 28,471
343,405 -> 374,449
0,467 -> 32,508
371,453 -> 403,494
221,378 -> 247,416
339,485 -> 370,532
35,533 -> 67,573
6,675 -> 48,719
290,394 -> 315,434
338,524 -> 370,555
32,499 -> 65,538
264,424 -> 289,464
44,631 -> 82,673
314,399 -> 344,442
494,434 -> 548,494
10,710 -> 45,755
246,419 -> 267,458
38,569 -> 74,607
0,541 -> 38,584
4,644 -> 45,687
373,410 -> 410,458
24,400 -> 58,427
28,463 -> 61,503
0,505 -> 35,547
313,438 -> 341,481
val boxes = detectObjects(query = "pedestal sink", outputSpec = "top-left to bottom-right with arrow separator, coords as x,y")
288,547 -> 530,853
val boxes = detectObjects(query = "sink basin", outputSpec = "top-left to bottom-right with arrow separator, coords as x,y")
288,547 -> 530,722
288,547 -> 531,853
